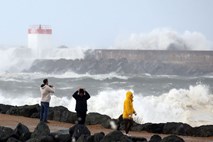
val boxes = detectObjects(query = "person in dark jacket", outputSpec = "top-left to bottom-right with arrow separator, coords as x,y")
72,88 -> 90,124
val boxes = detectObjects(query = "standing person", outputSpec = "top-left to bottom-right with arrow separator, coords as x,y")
122,91 -> 137,135
40,78 -> 55,123
72,88 -> 90,124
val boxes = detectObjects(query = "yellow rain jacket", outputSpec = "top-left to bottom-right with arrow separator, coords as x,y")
122,91 -> 135,119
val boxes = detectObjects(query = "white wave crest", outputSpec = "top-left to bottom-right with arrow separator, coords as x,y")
0,84 -> 212,127
114,29 -> 212,50
0,47 -> 87,72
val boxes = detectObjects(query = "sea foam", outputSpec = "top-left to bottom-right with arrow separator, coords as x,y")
0,84 -> 212,127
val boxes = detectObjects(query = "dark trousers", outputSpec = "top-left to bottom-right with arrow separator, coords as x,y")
40,102 -> 49,122
116,114 -> 133,134
77,111 -> 86,124
124,118 -> 133,134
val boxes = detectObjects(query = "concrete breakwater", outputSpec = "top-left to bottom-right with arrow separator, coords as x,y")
28,49 -> 213,76
89,49 -> 213,64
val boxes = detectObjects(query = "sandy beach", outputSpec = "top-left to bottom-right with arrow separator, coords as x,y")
0,114 -> 213,142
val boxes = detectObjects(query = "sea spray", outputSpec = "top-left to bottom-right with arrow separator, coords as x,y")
0,47 -> 87,72
0,84 -> 212,127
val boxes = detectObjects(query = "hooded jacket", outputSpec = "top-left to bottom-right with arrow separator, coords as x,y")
40,84 -> 55,102
73,90 -> 90,112
122,91 -> 135,119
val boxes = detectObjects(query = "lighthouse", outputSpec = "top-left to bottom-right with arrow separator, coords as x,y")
28,25 -> 52,58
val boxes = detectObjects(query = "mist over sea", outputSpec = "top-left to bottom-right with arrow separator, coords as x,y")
0,30 -> 213,127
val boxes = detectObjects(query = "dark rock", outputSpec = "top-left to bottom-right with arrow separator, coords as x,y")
130,136 -> 147,142
52,129 -> 69,135
86,112 -> 111,125
51,133 -> 71,142
0,126 -> 14,141
193,125 -> 213,137
6,104 -> 39,117
6,137 -> 22,142
101,119 -> 112,129
26,138 -> 40,142
140,123 -> 164,133
100,130 -> 132,142
161,135 -> 185,142
69,125 -> 77,136
163,122 -> 193,136
87,132 -> 105,142
40,135 -> 55,142
14,123 -> 31,141
149,135 -> 161,142
31,121 -> 50,139
50,106 -> 76,123
0,104 -> 13,114
31,113 -> 40,118
87,135 -> 95,142
76,135 -> 88,142
71,124 -> 91,140
93,132 -> 105,142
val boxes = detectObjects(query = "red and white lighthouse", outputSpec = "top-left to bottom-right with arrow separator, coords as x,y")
28,25 -> 52,58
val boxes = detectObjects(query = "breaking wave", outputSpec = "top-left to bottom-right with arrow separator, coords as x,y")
114,29 -> 212,50
0,84 -> 212,127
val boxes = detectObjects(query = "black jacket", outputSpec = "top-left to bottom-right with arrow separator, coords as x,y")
72,90 -> 90,112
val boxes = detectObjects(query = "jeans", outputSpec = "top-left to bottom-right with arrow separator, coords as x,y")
40,102 -> 49,122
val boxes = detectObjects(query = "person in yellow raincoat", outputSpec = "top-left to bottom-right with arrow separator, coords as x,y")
122,91 -> 137,135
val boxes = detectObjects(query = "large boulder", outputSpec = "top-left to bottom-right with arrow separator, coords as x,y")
100,130 -> 132,142
49,106 -> 76,123
139,123 -> 164,133
14,123 -> 31,141
86,112 -> 111,125
193,125 -> 213,137
149,135 -> 161,142
31,121 -> 50,139
161,135 -> 185,142
26,138 -> 40,142
6,104 -> 39,117
76,135 -> 88,142
130,136 -> 147,142
39,135 -> 55,142
163,122 -> 193,136
51,133 -> 71,142
6,137 -> 22,142
87,132 -> 105,142
0,126 -> 14,141
70,124 -> 91,141
0,104 -> 13,113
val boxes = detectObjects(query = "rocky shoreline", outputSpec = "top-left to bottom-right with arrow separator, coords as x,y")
0,104 -> 213,142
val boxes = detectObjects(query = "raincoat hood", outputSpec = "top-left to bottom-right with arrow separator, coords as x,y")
126,91 -> 133,101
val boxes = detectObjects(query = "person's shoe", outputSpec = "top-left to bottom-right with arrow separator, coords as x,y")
44,120 -> 50,123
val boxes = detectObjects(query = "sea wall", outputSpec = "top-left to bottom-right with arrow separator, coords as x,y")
27,50 -> 213,76
91,49 -> 213,65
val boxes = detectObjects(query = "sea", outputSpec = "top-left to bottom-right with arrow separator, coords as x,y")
0,47 -> 213,127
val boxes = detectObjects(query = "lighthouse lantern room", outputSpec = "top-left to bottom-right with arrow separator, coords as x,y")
28,25 -> 52,58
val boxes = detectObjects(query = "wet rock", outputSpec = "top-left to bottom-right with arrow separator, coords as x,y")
14,123 -> 31,141
161,135 -> 185,142
149,135 -> 161,142
0,126 -> 14,141
31,121 -> 50,139
100,130 -> 132,142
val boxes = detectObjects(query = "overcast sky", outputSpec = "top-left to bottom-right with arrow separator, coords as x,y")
0,0 -> 212,48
